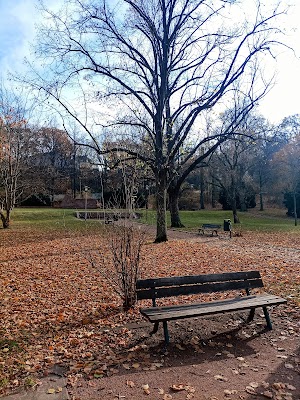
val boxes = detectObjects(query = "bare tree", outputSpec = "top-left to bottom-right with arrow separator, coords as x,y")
209,110 -> 267,223
272,135 -> 300,226
26,0 -> 286,241
0,86 -> 34,228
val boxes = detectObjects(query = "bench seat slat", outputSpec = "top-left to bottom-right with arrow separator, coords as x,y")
137,279 -> 264,300
136,271 -> 261,290
140,294 -> 287,322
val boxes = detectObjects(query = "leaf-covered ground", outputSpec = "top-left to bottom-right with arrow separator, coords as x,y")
0,226 -> 299,398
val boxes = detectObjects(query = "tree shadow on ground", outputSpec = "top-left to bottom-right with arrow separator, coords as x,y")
117,311 -> 271,373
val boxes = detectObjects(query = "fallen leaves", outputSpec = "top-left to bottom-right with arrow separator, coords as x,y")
214,374 -> 228,382
142,383 -> 150,395
171,384 -> 186,391
117,380 -> 197,399
170,384 -> 195,399
284,363 -> 294,370
0,227 -> 299,397
262,390 -> 273,398
47,387 -> 62,394
224,389 -> 238,396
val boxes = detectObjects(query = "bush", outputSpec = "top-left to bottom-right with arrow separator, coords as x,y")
110,225 -> 145,310
87,223 -> 145,311
178,189 -> 199,210
219,187 -> 256,210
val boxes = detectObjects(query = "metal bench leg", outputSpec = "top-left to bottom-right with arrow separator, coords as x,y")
263,306 -> 272,330
150,322 -> 159,335
247,308 -> 255,322
163,321 -> 170,345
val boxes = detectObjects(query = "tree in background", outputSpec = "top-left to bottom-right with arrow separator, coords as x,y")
209,111 -> 266,223
272,134 -> 300,226
32,126 -> 74,202
242,116 -> 273,211
0,86 -> 34,228
26,0 -> 286,241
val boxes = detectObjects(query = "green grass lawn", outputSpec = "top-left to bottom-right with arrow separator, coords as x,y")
8,207 -> 105,236
140,208 -> 300,233
4,206 -> 300,234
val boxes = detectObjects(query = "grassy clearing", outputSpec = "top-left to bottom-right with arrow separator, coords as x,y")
140,208 -> 300,233
12,207 -> 83,226
1,208 -> 105,245
3,206 -> 300,236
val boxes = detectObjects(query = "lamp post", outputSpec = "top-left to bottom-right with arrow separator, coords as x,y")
84,186 -> 88,220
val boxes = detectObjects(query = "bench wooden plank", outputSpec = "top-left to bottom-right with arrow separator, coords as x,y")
202,224 -> 221,228
136,271 -> 261,290
137,279 -> 264,300
136,271 -> 264,300
199,223 -> 221,236
140,294 -> 287,322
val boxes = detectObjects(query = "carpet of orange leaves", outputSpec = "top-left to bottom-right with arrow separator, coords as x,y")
0,227 -> 299,396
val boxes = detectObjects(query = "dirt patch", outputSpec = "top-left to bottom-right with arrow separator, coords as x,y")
70,309 -> 299,400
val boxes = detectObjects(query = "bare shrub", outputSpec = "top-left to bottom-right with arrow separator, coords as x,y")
110,224 -> 144,310
87,223 -> 145,311
88,156 -> 145,310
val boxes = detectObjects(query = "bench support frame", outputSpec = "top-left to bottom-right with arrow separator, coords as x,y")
263,306 -> 272,330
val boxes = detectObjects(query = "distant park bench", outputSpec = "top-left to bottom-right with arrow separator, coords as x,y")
198,223 -> 222,236
105,215 -> 118,224
136,271 -> 286,345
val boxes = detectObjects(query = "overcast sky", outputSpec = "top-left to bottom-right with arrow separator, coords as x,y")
0,0 -> 299,124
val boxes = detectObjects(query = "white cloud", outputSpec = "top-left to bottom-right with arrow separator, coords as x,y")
0,0 -> 63,78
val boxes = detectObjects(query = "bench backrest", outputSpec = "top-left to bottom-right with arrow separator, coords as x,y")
136,271 -> 263,304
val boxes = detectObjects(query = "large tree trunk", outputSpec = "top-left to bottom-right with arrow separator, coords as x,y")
231,195 -> 240,223
211,175 -> 217,208
199,171 -> 205,210
259,191 -> 264,211
232,201 -> 240,224
293,191 -> 297,227
259,173 -> 264,211
168,186 -> 185,228
155,170 -> 168,243
231,175 -> 240,224
0,210 -> 10,229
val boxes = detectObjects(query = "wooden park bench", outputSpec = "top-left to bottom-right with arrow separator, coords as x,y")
104,215 -> 119,224
136,271 -> 287,345
199,223 -> 222,236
